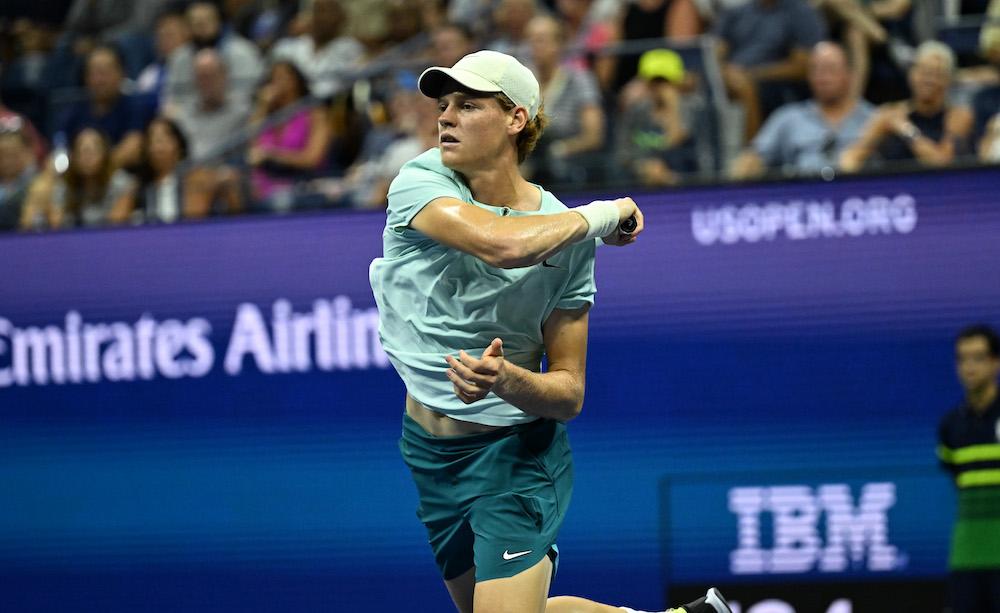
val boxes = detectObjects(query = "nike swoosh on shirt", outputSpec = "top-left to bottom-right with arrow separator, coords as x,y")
541,260 -> 563,269
502,549 -> 533,561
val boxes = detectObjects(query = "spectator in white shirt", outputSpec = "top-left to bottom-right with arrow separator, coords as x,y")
270,0 -> 364,100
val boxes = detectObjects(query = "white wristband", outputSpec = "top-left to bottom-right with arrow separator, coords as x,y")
574,200 -> 620,242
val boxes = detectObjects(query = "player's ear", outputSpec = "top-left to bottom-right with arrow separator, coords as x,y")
507,107 -> 529,135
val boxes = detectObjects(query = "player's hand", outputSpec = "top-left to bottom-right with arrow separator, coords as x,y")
445,338 -> 505,404
602,197 -> 644,246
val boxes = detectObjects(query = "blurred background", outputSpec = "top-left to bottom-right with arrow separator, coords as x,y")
1,0 -> 999,612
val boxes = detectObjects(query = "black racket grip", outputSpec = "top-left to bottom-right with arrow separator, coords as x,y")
620,215 -> 637,234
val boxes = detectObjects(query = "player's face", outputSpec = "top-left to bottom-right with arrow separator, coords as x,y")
956,337 -> 1000,394
436,87 -> 513,172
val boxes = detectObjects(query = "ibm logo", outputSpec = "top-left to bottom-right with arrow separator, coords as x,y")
728,482 -> 903,575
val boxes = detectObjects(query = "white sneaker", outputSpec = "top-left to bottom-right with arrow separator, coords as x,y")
663,587 -> 732,613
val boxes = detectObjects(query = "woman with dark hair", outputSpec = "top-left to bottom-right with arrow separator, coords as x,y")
112,116 -> 200,224
20,127 -> 134,229
247,59 -> 332,208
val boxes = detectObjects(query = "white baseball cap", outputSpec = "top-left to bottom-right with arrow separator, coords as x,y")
418,50 -> 541,119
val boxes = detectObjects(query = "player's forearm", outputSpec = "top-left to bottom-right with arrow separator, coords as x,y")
486,212 -> 589,269
494,362 -> 584,422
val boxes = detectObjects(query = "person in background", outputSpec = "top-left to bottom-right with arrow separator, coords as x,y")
247,60 -> 331,208
615,49 -> 697,186
979,112 -> 1000,163
46,0 -> 168,85
225,0 -> 300,54
318,85 -> 439,209
164,0 -> 262,111
20,127 -> 134,229
840,41 -> 974,172
381,0 -> 431,50
811,0 -> 909,98
0,99 -> 47,167
0,125 -> 37,230
611,0 -> 704,92
970,1 -> 1000,146
714,0 -> 827,143
55,44 -> 148,169
429,22 -> 476,70
270,0 -> 364,100
555,0 -> 618,92
730,42 -> 873,179
937,324 -> 1000,613
169,48 -> 251,160
136,8 -> 192,104
524,14 -> 606,185
113,116 -> 208,224
485,0 -> 538,64
0,17 -> 59,136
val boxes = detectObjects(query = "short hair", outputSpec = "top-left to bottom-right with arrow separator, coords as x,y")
86,43 -> 126,72
493,92 -> 547,164
528,14 -> 565,42
155,4 -> 188,26
187,0 -> 222,14
956,324 -> 1000,357
914,40 -> 956,75
434,22 -> 475,43
193,47 -> 227,73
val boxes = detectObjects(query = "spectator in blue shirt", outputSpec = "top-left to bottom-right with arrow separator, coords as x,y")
731,42 -> 873,179
715,0 -> 827,142
56,44 -> 148,169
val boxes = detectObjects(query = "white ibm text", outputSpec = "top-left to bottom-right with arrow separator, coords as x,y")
729,482 -> 902,575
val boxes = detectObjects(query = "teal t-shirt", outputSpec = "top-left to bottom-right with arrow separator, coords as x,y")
369,148 -> 597,426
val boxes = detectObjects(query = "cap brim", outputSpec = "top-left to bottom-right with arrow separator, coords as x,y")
418,67 -> 502,99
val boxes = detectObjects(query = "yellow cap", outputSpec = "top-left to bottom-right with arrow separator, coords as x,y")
637,49 -> 685,83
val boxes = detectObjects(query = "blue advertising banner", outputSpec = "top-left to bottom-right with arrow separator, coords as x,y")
1,166 -> 998,612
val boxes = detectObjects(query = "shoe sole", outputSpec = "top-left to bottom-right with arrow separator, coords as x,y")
706,588 -> 732,613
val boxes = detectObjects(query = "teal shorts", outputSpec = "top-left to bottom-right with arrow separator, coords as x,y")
399,413 -> 573,582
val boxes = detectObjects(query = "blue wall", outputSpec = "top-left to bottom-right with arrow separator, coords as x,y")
2,167 -> 998,612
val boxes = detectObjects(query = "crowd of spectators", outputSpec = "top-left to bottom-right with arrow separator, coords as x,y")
0,0 -> 998,231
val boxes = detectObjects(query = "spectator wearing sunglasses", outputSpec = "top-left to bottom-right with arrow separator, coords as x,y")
730,42 -> 873,179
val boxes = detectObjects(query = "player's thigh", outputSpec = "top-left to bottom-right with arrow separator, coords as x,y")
474,554 -> 552,613
445,566 -> 476,613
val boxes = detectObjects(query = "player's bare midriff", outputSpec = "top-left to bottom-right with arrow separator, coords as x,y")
405,394 -> 505,437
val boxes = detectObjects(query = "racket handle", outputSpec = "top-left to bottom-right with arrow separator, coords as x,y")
620,215 -> 637,234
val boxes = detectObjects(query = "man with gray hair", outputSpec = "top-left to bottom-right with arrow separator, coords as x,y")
840,41 -> 974,171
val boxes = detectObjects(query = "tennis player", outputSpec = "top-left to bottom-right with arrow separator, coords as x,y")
369,50 -> 730,613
